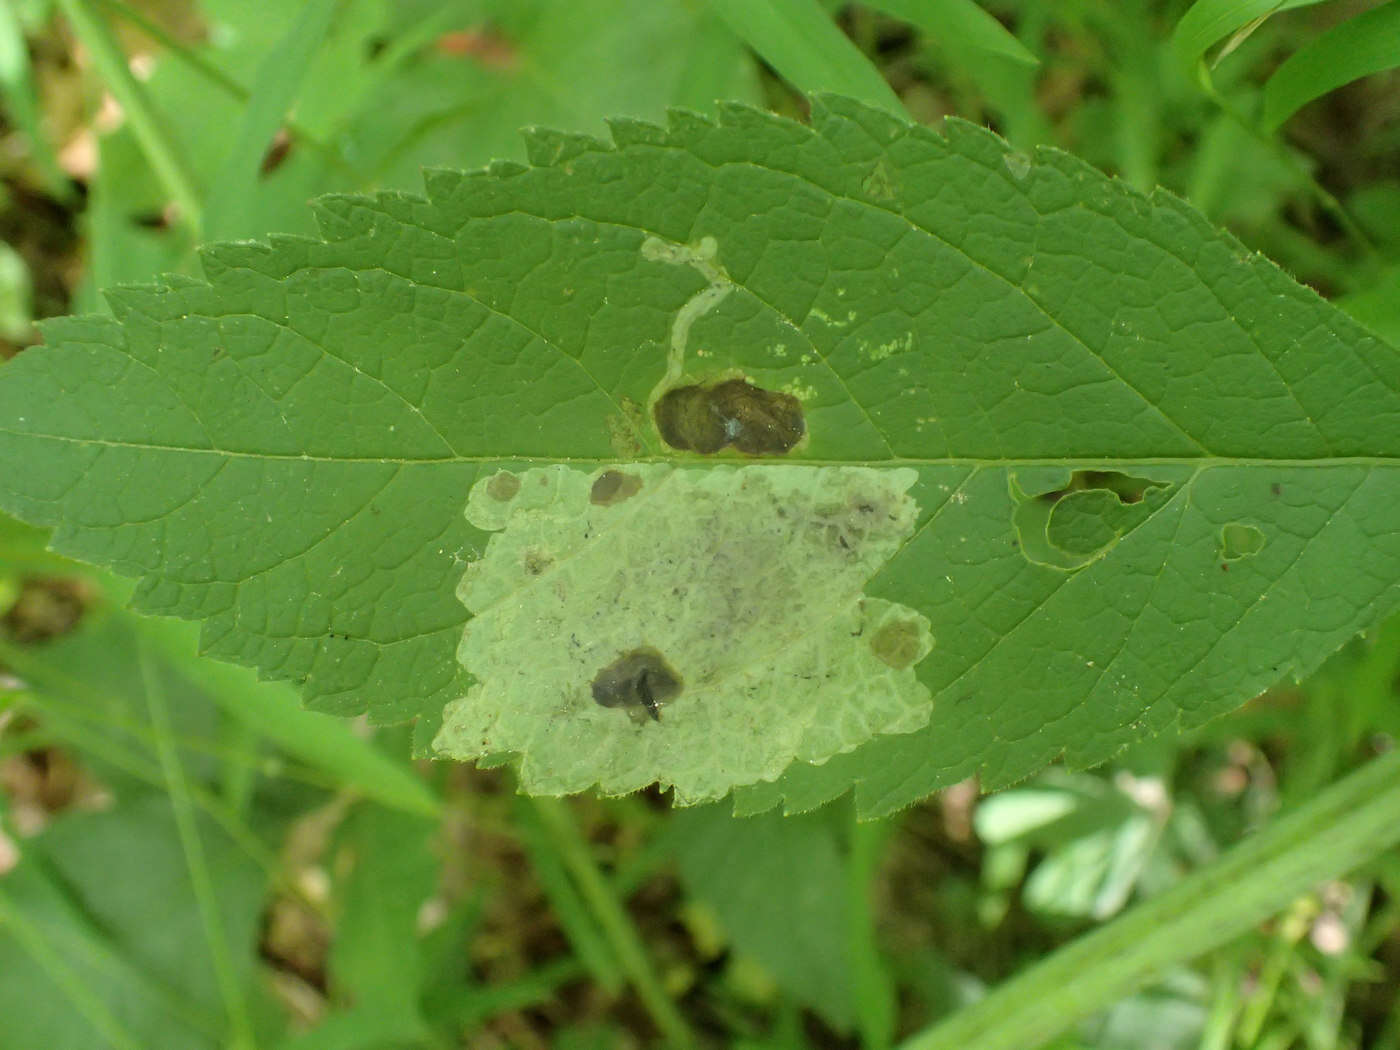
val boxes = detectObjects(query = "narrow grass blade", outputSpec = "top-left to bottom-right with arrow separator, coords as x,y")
106,570 -> 442,818
847,811 -> 897,1049
705,0 -> 906,115
204,0 -> 336,240
1170,0 -> 1321,78
871,0 -> 1037,65
0,2 -> 73,197
53,0 -> 202,233
95,0 -> 346,170
513,796 -> 626,995
1261,0 -> 1400,131
3,680 -> 287,890
528,796 -> 696,1048
138,640 -> 255,1050
899,748 -> 1400,1050
138,618 -> 442,818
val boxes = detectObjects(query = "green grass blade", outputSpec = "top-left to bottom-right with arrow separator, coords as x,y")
128,606 -> 442,818
137,640 -> 256,1050
528,796 -> 696,1048
1261,0 -> 1400,131
5,682 -> 290,892
870,0 -> 1038,66
513,796 -> 626,995
203,0 -> 336,241
52,0 -> 202,234
0,2 -> 73,198
449,958 -> 586,1028
1169,0 -> 1322,79
94,0 -> 346,169
847,811 -> 897,1049
898,748 -> 1400,1050
705,0 -> 907,115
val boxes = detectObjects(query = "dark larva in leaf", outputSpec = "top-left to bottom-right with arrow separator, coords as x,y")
591,647 -> 683,721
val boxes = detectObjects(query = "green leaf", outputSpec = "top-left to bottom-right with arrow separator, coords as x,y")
704,0 -> 906,114
870,0 -> 1039,67
1260,0 -> 1400,132
436,464 -> 934,801
3,96 -> 1399,810
80,0 -> 761,294
1340,264 -> 1400,349
0,797 -> 268,1050
667,804 -> 856,1028
1169,0 -> 1321,79
321,806 -> 438,1036
0,863 -> 195,1050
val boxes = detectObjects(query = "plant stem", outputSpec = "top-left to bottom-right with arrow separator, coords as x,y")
527,796 -> 696,1048
55,0 -> 202,235
899,747 -> 1400,1050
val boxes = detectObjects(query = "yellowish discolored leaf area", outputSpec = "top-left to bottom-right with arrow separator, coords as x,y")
433,463 -> 934,802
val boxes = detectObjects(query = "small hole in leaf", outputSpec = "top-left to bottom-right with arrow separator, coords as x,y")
1011,469 -> 1174,572
1220,522 -> 1266,562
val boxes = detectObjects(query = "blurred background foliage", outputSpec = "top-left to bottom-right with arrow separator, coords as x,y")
0,1 -> 1398,1048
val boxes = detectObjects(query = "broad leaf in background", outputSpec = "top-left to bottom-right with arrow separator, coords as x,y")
667,803 -> 857,1030
0,797 -> 267,1050
2,95 -> 1398,811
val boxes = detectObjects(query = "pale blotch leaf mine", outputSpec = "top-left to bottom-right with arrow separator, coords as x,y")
433,464 -> 935,803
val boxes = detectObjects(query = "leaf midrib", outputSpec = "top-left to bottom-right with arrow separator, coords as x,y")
3,430 -> 1395,469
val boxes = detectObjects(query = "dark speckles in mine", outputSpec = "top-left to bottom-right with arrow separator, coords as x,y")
591,647 -> 683,722
654,378 -> 805,456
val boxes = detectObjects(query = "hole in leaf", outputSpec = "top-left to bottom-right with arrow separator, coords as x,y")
653,379 -> 805,456
1011,470 -> 1175,571
1220,522 -> 1266,562
591,647 -> 683,722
